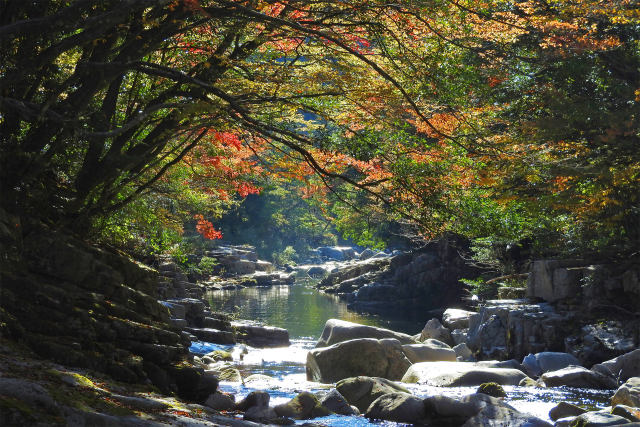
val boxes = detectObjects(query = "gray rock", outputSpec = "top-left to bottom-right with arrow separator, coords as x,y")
424,394 -> 511,425
273,391 -> 331,419
235,391 -> 270,411
243,406 -> 283,424
402,341 -> 457,363
402,361 -> 529,386
612,377 -> 640,408
461,404 -> 552,426
526,259 -> 586,302
205,392 -> 236,411
231,322 -> 290,348
307,338 -> 412,383
549,401 -> 586,421
452,328 -> 470,346
593,350 -> 640,383
315,319 -> 415,347
0,377 -> 58,412
443,308 -> 476,329
318,389 -> 359,416
365,392 -> 426,424
185,327 -> 235,344
336,376 -> 409,413
359,248 -> 376,260
522,352 -> 581,377
355,283 -> 400,301
612,405 -> 640,422
569,411 -> 633,426
568,322 -> 638,367
454,343 -> 476,361
540,366 -> 617,389
420,318 -> 453,345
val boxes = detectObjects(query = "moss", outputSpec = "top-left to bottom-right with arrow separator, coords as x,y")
476,382 -> 506,398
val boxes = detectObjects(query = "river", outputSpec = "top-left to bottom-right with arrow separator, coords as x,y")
191,282 -> 612,425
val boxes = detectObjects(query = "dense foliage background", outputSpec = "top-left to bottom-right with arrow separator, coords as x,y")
1,0 -> 638,265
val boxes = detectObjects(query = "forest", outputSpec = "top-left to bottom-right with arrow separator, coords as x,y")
1,1 -> 640,425
1,0 -> 638,264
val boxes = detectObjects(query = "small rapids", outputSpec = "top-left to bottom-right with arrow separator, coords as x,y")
193,283 -> 612,425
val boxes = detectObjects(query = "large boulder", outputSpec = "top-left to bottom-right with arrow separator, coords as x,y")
443,308 -> 476,329
273,391 -> 331,419
612,405 -> 640,422
307,338 -> 412,383
231,322 -> 290,348
402,362 -> 529,386
568,322 -> 639,367
425,393 -> 551,427
526,259 -> 587,303
424,394 -> 502,425
521,352 -> 582,377
467,301 -> 569,361
420,318 -> 453,345
540,366 -> 617,389
612,377 -> 640,408
548,402 -> 586,421
567,411 -> 634,426
314,319 -> 415,347
461,404 -> 552,427
365,392 -> 426,424
593,349 -> 640,383
402,340 -> 457,363
336,376 -> 409,413
318,389 -> 359,416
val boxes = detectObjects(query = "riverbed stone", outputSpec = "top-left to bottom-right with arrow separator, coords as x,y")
461,404 -> 553,427
612,405 -> 640,422
314,319 -> 415,347
402,341 -> 457,363
205,391 -> 236,411
569,411 -> 633,426
401,361 -> 529,386
420,318 -> 453,345
593,350 -> 640,383
612,377 -> 640,408
318,389 -> 359,415
549,401 -> 586,421
244,406 -> 288,424
443,308 -> 476,329
235,390 -> 270,411
364,392 -> 426,424
455,343 -> 476,361
540,366 -> 617,389
273,391 -> 331,419
336,376 -> 410,413
307,338 -> 412,383
423,394 -> 495,425
522,352 -> 581,377
232,322 -> 290,348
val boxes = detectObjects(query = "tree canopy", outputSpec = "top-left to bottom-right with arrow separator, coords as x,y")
1,0 -> 638,259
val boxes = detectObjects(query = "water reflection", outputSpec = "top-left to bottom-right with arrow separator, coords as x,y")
202,283 -> 613,425
206,283 -> 423,338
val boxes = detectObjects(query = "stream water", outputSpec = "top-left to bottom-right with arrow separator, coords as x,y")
191,281 -> 612,425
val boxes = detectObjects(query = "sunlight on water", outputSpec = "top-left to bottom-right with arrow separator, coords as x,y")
198,282 -> 614,425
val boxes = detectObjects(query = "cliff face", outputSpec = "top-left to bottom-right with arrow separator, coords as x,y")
0,213 -> 204,394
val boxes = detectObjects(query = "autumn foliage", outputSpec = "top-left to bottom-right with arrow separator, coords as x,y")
1,0 -> 638,257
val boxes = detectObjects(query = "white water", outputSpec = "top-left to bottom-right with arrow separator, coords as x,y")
194,283 -> 613,425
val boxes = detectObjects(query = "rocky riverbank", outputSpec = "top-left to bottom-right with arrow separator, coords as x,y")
2,214 -> 639,426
